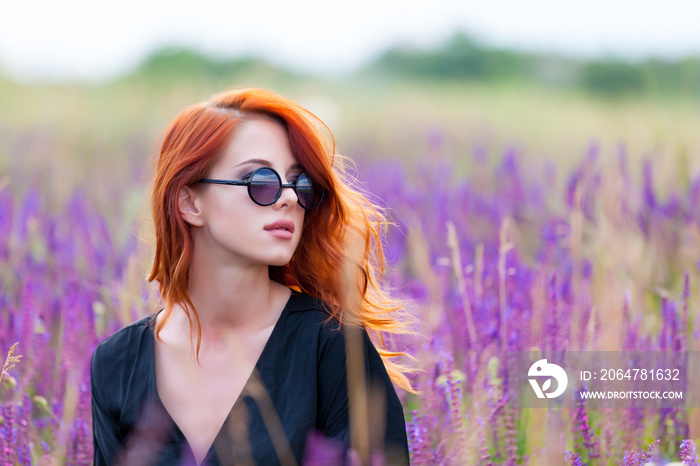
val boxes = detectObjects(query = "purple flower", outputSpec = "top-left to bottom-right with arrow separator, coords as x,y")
624,450 -> 639,466
638,439 -> 660,464
302,430 -> 344,466
681,439 -> 700,466
565,450 -> 582,466
623,439 -> 659,465
574,388 -> 598,459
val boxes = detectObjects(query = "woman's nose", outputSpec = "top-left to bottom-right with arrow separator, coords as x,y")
275,182 -> 299,208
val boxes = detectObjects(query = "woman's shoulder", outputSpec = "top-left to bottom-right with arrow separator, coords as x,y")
286,291 -> 329,313
285,292 -> 343,330
91,312 -> 158,368
91,313 -> 160,411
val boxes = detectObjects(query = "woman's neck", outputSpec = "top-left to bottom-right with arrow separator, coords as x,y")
168,261 -> 290,347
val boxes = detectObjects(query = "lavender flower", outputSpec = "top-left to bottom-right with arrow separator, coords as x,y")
477,419 -> 493,466
623,450 -> 639,466
2,140 -> 699,465
406,410 -> 430,464
623,439 -> 659,465
680,439 -> 700,466
638,439 -> 660,464
303,430 -> 344,466
679,271 -> 690,352
574,387 -> 598,459
501,399 -> 518,466
565,450 -> 583,466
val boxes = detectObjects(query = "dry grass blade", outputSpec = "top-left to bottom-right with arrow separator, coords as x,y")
498,217 -> 513,351
341,228 -> 373,465
242,369 -> 298,466
1,342 -> 23,387
446,221 -> 478,348
213,368 -> 296,466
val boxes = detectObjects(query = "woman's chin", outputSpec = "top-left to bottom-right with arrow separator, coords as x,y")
267,255 -> 294,267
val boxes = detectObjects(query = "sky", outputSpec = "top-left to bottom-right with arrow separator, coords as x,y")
1,0 -> 700,82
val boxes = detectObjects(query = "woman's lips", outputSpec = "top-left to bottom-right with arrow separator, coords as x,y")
264,220 -> 295,239
266,229 -> 293,239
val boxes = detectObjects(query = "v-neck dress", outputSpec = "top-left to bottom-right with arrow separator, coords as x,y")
90,292 -> 409,465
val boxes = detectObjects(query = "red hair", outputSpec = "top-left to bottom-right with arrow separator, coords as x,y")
148,88 -> 414,392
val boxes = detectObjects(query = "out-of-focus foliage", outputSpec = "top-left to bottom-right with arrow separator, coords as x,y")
2,30 -> 699,100
121,47 -> 305,87
368,34 -> 536,82
367,32 -> 700,99
579,57 -> 700,97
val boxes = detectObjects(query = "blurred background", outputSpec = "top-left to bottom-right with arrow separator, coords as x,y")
2,0 -> 700,464
1,0 -> 699,213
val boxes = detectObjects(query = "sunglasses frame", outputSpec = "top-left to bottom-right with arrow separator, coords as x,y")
199,166 -> 325,210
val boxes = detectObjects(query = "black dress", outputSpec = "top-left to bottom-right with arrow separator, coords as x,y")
91,291 -> 410,465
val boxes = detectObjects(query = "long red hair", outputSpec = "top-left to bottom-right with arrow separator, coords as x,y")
148,88 -> 414,392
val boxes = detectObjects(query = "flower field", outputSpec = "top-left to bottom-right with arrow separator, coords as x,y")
1,82 -> 700,465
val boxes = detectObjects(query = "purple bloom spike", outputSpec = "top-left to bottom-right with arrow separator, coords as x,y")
547,272 -> 559,351
574,388 -> 598,459
623,450 -> 639,466
643,159 -> 656,210
502,401 -> 518,466
303,431 -> 344,466
680,271 -> 690,352
659,297 -> 670,350
565,450 -> 583,466
681,439 -> 700,466
622,439 -> 660,465
639,439 -> 660,464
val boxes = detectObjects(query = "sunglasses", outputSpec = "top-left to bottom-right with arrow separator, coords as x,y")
199,167 -> 325,210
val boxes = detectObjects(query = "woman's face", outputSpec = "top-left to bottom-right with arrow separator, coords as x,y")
189,117 -> 306,268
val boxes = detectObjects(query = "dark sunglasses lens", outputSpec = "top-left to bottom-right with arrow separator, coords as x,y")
249,168 -> 281,205
296,173 -> 323,209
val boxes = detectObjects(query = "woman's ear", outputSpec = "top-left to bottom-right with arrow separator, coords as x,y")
178,186 -> 204,227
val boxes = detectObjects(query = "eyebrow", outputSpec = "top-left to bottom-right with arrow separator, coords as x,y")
234,158 -> 302,170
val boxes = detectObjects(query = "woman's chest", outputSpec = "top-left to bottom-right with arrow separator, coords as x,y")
153,350 -> 320,465
154,337 -> 269,464
137,316 -> 327,464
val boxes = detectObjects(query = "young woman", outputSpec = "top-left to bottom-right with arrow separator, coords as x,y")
91,88 -> 413,465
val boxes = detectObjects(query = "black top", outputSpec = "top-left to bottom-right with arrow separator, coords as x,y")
91,291 -> 409,465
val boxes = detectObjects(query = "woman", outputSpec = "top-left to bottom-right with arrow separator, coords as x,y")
91,88 -> 413,465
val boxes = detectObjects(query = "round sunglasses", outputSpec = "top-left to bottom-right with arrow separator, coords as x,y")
199,167 -> 325,210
